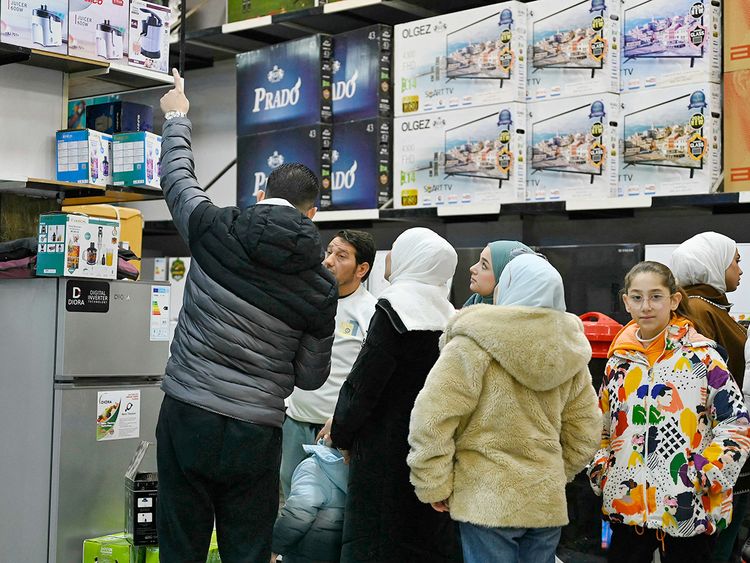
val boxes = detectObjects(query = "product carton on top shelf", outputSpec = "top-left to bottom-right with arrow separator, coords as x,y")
128,0 -> 171,74
56,129 -> 113,186
86,101 -> 154,134
0,0 -> 68,55
113,131 -> 162,189
68,0 -> 128,64
226,0 -> 316,24
724,2 -> 750,72
724,71 -> 750,193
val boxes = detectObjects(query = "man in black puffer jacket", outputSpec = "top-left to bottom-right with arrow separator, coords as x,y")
156,70 -> 338,563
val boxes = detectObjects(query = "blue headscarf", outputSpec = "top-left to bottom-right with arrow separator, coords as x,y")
463,240 -> 534,307
495,253 -> 567,312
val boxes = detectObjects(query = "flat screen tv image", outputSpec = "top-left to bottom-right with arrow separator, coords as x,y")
446,10 -> 511,81
444,110 -> 511,186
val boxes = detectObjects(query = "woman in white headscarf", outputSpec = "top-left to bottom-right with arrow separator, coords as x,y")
407,254 -> 601,563
330,227 -> 462,563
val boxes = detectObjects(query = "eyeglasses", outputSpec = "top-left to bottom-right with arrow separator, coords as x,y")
625,294 -> 671,308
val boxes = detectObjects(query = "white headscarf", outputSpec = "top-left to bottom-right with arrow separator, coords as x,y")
494,253 -> 567,312
378,228 -> 458,331
671,232 -> 737,293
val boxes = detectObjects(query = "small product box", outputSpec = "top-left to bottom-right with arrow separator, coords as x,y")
332,24 -> 392,122
527,0 -> 621,101
0,0 -> 67,54
83,532 -> 158,563
128,0 -> 171,74
394,2 -> 528,116
113,131 -> 162,189
56,129 -> 112,186
526,94 -> 621,202
125,441 -> 158,546
227,0 -> 316,23
237,123 -> 333,210
393,104 -> 526,209
36,212 -> 119,279
237,34 -> 333,136
331,118 -> 391,210
621,0 -> 721,92
68,0 -> 128,64
86,101 -> 154,134
621,82 -> 720,196
725,2 -> 750,72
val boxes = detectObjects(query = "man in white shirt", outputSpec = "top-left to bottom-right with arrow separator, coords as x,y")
280,230 -> 377,498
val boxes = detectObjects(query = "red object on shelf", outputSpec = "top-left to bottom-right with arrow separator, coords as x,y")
579,312 -> 623,359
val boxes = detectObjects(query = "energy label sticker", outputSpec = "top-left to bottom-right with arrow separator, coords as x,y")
150,285 -> 170,342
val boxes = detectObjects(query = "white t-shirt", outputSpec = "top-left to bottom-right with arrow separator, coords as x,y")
287,284 -> 377,424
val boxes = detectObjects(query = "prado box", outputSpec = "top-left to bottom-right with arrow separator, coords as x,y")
621,0 -> 721,92
725,2 -> 750,72
56,129 -> 112,186
128,1 -> 171,74
394,104 -> 526,209
68,0 -> 128,64
527,0 -> 621,101
237,35 -> 333,136
113,131 -> 162,189
227,0 -> 316,23
394,2 -> 528,117
1,0 -> 67,54
621,82 -> 720,196
526,94 -> 620,202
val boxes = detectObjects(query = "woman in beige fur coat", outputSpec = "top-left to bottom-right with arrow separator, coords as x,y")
407,253 -> 602,563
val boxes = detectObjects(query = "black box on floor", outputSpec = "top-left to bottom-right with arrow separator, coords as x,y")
125,441 -> 158,546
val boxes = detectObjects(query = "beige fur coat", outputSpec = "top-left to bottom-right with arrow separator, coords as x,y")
407,304 -> 601,528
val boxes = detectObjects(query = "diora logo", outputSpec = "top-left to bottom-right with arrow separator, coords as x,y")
252,77 -> 302,113
332,161 -> 358,191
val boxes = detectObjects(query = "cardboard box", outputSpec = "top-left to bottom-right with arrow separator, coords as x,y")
393,104 -> 526,209
227,0 -> 315,23
725,2 -> 750,72
394,2 -> 528,116
724,71 -> 750,192
237,123 -> 333,210
36,212 -> 119,279
86,102 -> 154,134
621,0 -> 721,92
619,82 -> 719,196
68,0 -> 128,64
237,34 -> 333,136
331,118 -> 391,210
83,531 -> 221,563
332,24 -> 392,122
526,94 -> 620,202
56,129 -> 113,186
128,1 -> 171,74
125,441 -> 158,546
113,131 -> 162,189
0,0 -> 67,54
527,0 -> 621,101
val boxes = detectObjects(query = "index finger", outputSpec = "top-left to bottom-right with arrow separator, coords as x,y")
172,68 -> 183,91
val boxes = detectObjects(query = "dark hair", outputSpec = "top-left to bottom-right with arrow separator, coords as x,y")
335,229 -> 376,282
622,261 -> 697,325
265,163 -> 320,212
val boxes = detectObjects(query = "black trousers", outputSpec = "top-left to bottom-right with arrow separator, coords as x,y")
607,523 -> 714,563
156,395 -> 282,563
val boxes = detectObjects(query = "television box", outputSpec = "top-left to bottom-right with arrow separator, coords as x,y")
621,0 -> 721,92
86,101 -> 154,134
0,0 -> 67,54
526,94 -> 620,202
128,1 -> 171,74
237,34 -> 333,136
56,129 -> 112,186
393,104 -> 526,209
724,71 -> 750,192
620,82 -> 720,196
113,131 -> 162,189
125,441 -> 158,546
527,0 -> 621,101
68,0 -> 127,64
237,123 -> 333,210
227,0 -> 315,23
394,2 -> 528,117
332,25 -> 392,122
331,118 -> 391,210
725,2 -> 750,72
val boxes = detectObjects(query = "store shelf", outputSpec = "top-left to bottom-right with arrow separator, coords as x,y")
437,203 -> 501,217
0,178 -> 164,205
566,196 -> 653,212
313,208 -> 380,222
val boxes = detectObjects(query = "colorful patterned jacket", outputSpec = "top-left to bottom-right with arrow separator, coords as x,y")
588,318 -> 750,537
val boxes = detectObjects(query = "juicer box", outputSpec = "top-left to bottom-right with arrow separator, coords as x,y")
86,101 -> 154,134
394,2 -> 528,117
332,25 -> 392,122
237,123 -> 333,210
725,1 -> 750,72
237,34 -> 333,136
527,0 -> 621,101
393,104 -> 526,209
724,71 -> 750,192
56,129 -> 112,186
526,94 -> 620,202
227,0 -> 316,24
621,0 -> 721,92
620,82 -> 720,196
0,1 -> 67,55
36,212 -> 119,279
68,0 -> 128,64
128,0 -> 171,74
331,118 -> 391,210
113,131 -> 161,189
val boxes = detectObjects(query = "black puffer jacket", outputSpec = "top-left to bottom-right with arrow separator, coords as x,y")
160,117 -> 337,427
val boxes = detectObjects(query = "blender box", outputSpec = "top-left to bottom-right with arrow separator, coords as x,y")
527,0 -> 621,101
125,441 -> 158,546
724,70 -> 750,192
112,131 -> 161,189
725,1 -> 750,72
621,82 -> 721,196
68,0 -> 128,64
0,0 -> 67,55
36,212 -> 119,279
227,0 -> 316,23
394,2 -> 528,117
393,104 -> 527,209
86,101 -> 154,135
237,123 -> 333,210
128,0 -> 171,74
621,0 -> 721,92
237,34 -> 333,136
526,94 -> 621,202
331,118 -> 391,210
56,129 -> 112,186
332,25 -> 392,122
